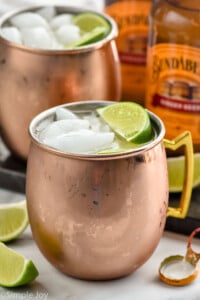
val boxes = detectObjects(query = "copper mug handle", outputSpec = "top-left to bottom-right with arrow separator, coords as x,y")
163,131 -> 194,219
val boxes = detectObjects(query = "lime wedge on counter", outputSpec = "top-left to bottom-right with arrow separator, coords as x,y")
72,12 -> 110,33
0,200 -> 28,242
96,102 -> 153,144
168,153 -> 200,193
0,242 -> 39,287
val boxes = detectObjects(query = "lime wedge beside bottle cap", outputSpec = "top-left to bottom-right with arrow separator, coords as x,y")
97,102 -> 153,144
0,242 -> 39,287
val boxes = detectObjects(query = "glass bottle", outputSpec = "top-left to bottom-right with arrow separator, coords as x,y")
145,0 -> 200,152
105,0 -> 152,105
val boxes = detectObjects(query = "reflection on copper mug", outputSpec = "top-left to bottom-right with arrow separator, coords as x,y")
0,6 -> 121,159
26,101 -> 193,280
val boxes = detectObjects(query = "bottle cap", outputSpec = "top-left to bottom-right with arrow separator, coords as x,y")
159,228 -> 200,286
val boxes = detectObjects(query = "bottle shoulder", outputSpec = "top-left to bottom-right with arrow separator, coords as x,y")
150,0 -> 200,45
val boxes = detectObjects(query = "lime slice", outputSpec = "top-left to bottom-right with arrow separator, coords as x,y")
68,26 -> 107,47
97,102 -> 153,144
0,200 -> 29,242
168,153 -> 200,193
0,242 -> 38,287
72,12 -> 111,34
70,12 -> 111,47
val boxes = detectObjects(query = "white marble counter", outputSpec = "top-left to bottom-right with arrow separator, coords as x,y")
0,189 -> 200,300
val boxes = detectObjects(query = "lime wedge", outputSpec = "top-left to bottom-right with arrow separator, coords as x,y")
0,200 -> 28,242
69,12 -> 111,47
72,12 -> 111,34
168,153 -> 200,193
97,102 -> 153,144
0,242 -> 39,287
68,26 -> 107,47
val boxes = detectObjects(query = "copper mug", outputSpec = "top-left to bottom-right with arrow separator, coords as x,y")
0,5 -> 120,160
26,101 -> 194,280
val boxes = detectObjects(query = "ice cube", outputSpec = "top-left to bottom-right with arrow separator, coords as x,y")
37,6 -> 56,22
36,118 -> 54,133
39,119 -> 90,141
100,124 -> 111,132
91,123 -> 111,133
10,12 -> 49,29
83,113 -> 111,132
21,27 -> 54,49
50,14 -> 73,30
55,108 -> 78,120
1,26 -> 22,44
51,39 -> 65,50
43,130 -> 115,154
83,113 -> 100,125
54,24 -> 80,46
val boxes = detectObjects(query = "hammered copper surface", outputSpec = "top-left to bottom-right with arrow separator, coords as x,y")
0,6 -> 121,159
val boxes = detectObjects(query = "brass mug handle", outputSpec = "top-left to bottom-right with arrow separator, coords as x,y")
163,131 -> 194,219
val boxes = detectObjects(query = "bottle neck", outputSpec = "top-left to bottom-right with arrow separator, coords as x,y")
106,0 -> 117,4
167,0 -> 200,11
106,0 -> 151,4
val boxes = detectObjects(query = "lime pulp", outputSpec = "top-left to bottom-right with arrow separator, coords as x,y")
96,102 -> 153,144
67,12 -> 111,47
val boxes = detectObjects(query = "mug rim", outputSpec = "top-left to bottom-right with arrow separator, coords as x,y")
28,100 -> 166,161
0,5 -> 118,55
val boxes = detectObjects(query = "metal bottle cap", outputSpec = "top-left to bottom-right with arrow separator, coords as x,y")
159,228 -> 200,286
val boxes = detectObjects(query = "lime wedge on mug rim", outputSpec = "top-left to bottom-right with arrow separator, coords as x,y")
69,12 -> 111,47
96,102 -> 153,144
72,12 -> 111,33
68,26 -> 108,47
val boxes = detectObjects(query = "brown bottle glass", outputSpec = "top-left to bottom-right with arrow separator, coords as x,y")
146,0 -> 200,152
105,0 -> 152,105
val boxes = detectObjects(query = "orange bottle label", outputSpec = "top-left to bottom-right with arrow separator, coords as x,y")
105,1 -> 151,103
146,43 -> 200,145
